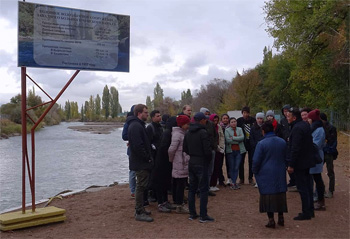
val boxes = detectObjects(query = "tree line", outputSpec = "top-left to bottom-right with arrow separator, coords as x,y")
64,85 -> 122,121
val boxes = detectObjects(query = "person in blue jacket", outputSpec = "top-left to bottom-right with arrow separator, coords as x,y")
252,122 -> 288,228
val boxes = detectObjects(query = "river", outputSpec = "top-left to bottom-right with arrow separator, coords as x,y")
0,122 -> 128,212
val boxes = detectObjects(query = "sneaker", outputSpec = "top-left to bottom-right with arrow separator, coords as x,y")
176,205 -> 189,214
135,213 -> 154,222
199,215 -> 215,223
254,183 -> 258,188
287,182 -> 296,187
130,193 -> 135,198
164,201 -> 177,210
208,191 -> 216,196
209,186 -> 220,192
288,186 -> 298,192
226,178 -> 232,186
158,203 -> 171,213
188,214 -> 199,220
148,196 -> 157,202
137,208 -> 151,215
324,191 -> 333,198
230,184 -> 239,190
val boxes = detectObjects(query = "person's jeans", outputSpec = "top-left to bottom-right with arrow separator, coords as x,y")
188,162 -> 209,218
239,150 -> 253,181
324,153 -> 335,192
129,170 -> 136,194
227,150 -> 241,184
312,173 -> 325,201
295,169 -> 314,217
135,170 -> 150,213
210,152 -> 224,186
208,150 -> 216,186
172,177 -> 187,205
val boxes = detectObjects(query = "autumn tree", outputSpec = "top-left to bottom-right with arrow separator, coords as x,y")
192,79 -> 230,113
264,0 -> 349,114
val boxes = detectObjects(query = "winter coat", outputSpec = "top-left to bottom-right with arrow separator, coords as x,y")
280,105 -> 291,142
205,120 -> 218,151
209,114 -> 225,153
127,116 -> 153,171
146,122 -> 163,159
151,117 -> 177,191
252,132 -> 287,195
287,118 -> 315,170
183,123 -> 212,166
168,127 -> 190,178
237,116 -> 256,151
250,122 -> 264,154
224,127 -> 246,154
309,121 -> 326,174
217,125 -> 225,153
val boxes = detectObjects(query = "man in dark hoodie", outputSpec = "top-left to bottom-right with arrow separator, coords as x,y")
183,112 -> 214,223
127,104 -> 153,222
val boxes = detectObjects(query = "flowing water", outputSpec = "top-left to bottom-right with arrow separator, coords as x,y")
0,122 -> 128,212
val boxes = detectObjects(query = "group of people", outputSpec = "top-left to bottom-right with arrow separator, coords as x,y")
122,103 -> 338,227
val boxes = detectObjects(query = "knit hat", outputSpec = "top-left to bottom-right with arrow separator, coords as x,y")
266,110 -> 275,118
308,109 -> 321,121
200,107 -> 210,114
241,106 -> 250,113
320,112 -> 328,122
176,115 -> 190,127
256,112 -> 265,119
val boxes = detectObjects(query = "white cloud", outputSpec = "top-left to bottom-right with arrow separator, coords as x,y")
0,0 -> 274,111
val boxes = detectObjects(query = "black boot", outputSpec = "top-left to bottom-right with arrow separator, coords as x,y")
265,218 -> 275,228
278,215 -> 284,226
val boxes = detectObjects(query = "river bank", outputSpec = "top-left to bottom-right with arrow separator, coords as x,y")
1,134 -> 349,238
0,120 -> 125,139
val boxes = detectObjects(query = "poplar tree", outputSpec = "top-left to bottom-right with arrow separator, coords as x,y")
110,86 -> 119,118
102,85 -> 110,119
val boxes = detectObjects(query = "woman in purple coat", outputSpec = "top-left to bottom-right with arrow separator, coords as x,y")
252,122 -> 288,228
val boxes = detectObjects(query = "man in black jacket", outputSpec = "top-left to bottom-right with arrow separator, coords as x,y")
237,106 -> 256,185
183,112 -> 214,223
286,108 -> 316,220
127,104 -> 153,222
280,104 -> 296,188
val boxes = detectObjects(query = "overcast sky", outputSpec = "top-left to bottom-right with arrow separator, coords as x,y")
0,0 -> 274,112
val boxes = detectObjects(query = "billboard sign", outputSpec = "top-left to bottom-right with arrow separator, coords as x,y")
18,2 -> 130,72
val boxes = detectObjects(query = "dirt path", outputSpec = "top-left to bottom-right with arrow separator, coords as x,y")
1,134 -> 349,238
